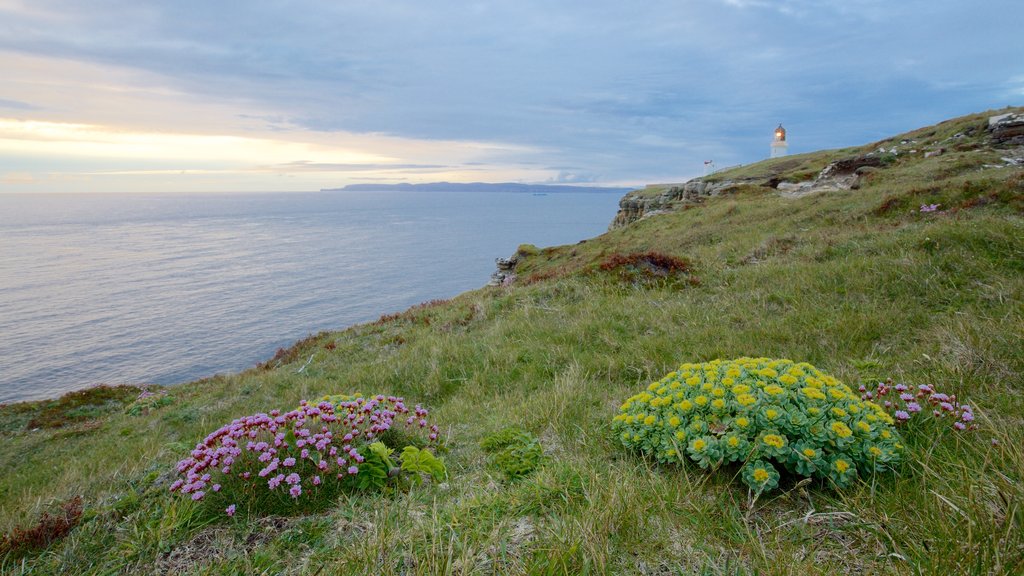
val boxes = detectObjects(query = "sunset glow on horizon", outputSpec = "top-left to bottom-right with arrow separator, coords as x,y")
1,1 -> 1020,193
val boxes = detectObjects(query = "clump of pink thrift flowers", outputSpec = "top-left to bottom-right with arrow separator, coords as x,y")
859,378 -> 976,431
170,394 -> 441,515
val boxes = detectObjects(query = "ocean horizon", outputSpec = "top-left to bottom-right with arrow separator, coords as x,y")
0,189 -> 622,404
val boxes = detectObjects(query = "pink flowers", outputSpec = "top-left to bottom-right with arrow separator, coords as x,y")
862,378 -> 977,432
168,394 -> 442,516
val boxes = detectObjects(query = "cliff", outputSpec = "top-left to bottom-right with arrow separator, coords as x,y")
609,107 -> 1024,229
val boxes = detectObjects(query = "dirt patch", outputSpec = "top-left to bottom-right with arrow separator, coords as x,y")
154,515 -> 301,575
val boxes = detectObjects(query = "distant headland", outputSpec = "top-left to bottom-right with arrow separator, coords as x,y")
322,182 -> 634,194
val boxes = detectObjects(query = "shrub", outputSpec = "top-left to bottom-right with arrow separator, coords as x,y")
612,358 -> 904,493
0,496 -> 83,558
598,252 -> 697,286
481,427 -> 544,480
170,394 -> 443,516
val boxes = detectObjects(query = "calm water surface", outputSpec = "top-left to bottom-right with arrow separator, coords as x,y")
0,191 -> 621,403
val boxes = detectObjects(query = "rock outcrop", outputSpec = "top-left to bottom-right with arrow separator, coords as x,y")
488,255 -> 518,286
988,112 -> 1024,146
608,179 -> 742,229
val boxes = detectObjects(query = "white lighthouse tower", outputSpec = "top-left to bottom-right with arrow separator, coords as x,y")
770,123 -> 788,158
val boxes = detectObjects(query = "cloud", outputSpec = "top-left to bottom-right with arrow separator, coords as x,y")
2,171 -> 35,184
264,161 -> 450,173
0,97 -> 36,110
0,1 -> 1020,191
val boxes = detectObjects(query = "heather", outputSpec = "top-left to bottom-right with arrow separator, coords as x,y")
0,108 -> 1022,574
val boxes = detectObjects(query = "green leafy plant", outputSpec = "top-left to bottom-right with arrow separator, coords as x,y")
481,427 -> 544,480
612,357 -> 905,493
399,446 -> 447,485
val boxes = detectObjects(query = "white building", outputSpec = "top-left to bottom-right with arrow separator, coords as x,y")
770,124 -> 788,158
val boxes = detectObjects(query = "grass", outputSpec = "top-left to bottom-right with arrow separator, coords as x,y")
1,108 -> 1022,574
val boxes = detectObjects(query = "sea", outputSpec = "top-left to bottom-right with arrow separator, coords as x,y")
0,190 -> 622,403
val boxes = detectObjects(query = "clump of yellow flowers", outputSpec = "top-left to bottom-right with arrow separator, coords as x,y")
612,358 -> 904,492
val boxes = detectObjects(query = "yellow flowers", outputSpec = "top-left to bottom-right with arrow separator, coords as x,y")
611,357 -> 904,491
737,394 -> 757,406
831,421 -> 853,438
802,387 -> 827,400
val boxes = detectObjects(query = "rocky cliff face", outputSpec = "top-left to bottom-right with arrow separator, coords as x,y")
608,179 -> 743,229
609,109 -> 1024,230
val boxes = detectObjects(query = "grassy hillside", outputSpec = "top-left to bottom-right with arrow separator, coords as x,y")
1,108 -> 1022,575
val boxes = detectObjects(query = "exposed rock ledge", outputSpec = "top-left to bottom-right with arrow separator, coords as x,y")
608,179 -> 746,230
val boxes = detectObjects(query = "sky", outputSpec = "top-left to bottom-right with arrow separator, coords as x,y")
1,0 -> 1021,193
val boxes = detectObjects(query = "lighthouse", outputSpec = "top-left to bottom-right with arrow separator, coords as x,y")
770,123 -> 788,158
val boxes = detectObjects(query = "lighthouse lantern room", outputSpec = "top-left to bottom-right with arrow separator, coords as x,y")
770,123 -> 788,158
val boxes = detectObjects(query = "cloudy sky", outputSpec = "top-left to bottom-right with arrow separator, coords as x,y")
1,0 -> 1021,193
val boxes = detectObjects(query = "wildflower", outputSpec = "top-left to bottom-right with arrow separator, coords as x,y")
742,460 -> 780,492
348,465 -> 359,475
289,485 -> 302,498
226,504 -> 236,517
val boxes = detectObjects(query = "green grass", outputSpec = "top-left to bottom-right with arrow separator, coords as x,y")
1,109 -> 1023,574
